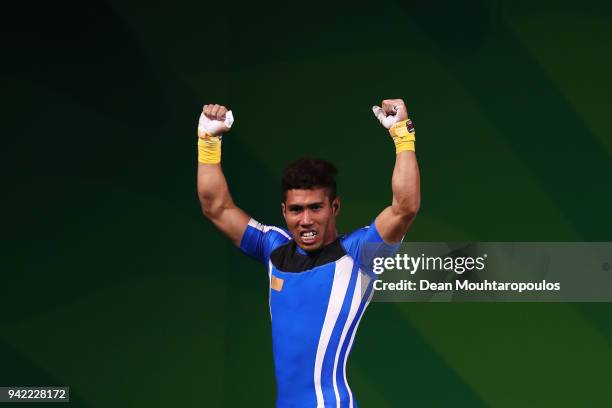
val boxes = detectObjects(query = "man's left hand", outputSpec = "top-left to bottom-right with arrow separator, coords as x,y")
372,99 -> 408,129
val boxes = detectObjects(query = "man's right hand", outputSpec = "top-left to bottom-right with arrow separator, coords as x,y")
198,104 -> 234,137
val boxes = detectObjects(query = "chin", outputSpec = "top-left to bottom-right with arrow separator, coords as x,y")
303,242 -> 321,250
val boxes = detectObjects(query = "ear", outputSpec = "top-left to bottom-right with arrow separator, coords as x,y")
281,202 -> 286,216
332,197 -> 340,216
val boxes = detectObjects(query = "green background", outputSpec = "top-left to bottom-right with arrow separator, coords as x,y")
2,0 -> 612,406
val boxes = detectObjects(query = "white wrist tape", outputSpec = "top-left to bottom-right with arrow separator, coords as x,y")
372,105 -> 403,129
198,110 -> 234,136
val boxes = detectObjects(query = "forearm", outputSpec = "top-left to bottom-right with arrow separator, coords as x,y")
391,150 -> 420,218
197,162 -> 236,219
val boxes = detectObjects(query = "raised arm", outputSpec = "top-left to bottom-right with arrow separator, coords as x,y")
197,104 -> 250,246
372,99 -> 421,243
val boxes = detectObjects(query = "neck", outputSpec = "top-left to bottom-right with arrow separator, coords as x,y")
322,229 -> 338,246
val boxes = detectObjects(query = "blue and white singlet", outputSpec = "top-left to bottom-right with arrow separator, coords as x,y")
239,218 -> 384,408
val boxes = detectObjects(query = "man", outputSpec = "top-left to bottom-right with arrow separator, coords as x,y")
197,99 -> 420,407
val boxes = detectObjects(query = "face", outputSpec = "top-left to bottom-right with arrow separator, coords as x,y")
282,188 -> 340,251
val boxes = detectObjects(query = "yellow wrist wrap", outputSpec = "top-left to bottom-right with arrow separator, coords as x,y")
389,119 -> 416,153
198,133 -> 222,164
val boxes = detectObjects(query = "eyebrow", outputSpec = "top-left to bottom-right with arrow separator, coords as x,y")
287,202 -> 324,210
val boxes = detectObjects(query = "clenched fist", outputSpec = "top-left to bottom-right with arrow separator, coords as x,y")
372,99 -> 408,129
198,104 -> 234,137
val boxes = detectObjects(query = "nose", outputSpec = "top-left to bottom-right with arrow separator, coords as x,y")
300,209 -> 313,226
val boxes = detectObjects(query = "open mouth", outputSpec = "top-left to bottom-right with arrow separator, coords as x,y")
300,230 -> 318,245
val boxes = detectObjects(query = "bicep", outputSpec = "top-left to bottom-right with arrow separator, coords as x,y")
374,206 -> 416,243
207,206 -> 251,247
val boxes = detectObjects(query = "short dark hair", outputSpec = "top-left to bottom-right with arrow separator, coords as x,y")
281,157 -> 338,202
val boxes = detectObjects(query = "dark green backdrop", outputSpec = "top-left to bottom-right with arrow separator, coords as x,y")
3,0 -> 612,406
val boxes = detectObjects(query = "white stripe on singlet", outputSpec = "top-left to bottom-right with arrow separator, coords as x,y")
313,256 -> 353,407
344,275 -> 373,408
248,218 -> 291,240
332,267 -> 364,408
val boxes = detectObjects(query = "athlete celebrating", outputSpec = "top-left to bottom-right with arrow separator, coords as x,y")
197,99 -> 420,407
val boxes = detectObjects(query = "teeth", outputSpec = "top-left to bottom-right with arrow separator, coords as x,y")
302,231 -> 317,238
